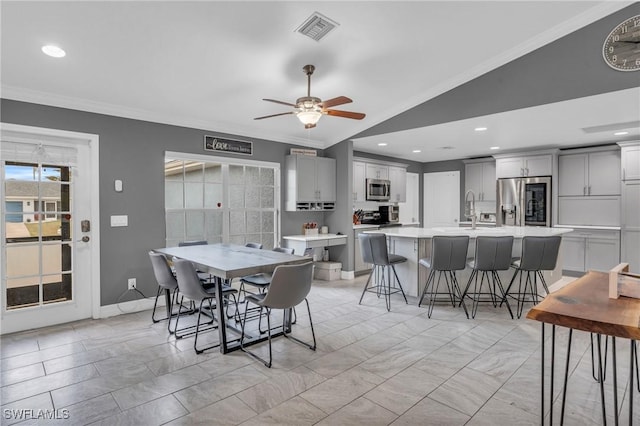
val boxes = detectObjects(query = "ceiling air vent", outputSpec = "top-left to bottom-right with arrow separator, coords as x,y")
296,12 -> 339,42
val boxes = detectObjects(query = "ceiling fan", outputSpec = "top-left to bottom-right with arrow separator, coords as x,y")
254,64 -> 366,129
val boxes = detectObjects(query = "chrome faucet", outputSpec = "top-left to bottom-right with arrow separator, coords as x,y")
465,190 -> 477,230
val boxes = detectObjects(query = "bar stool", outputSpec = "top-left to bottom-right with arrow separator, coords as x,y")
503,235 -> 561,318
418,235 -> 470,318
358,233 -> 408,312
460,236 -> 514,319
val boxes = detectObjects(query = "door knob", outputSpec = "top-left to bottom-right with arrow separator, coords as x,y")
78,236 -> 90,242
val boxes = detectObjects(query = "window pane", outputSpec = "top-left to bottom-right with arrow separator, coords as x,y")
185,211 -> 204,240
185,183 -> 203,209
229,211 -> 246,234
205,211 -> 223,239
42,244 -> 62,275
246,166 -> 260,185
229,165 -> 244,184
165,160 -> 184,181
43,272 -> 72,304
261,186 -> 275,208
166,212 -> 185,239
165,182 -> 184,209
261,212 -> 274,236
6,245 -> 39,278
204,163 -> 222,182
5,163 -> 37,181
41,165 -> 70,182
228,235 -> 245,245
184,162 -> 204,182
246,211 -> 260,233
6,277 -> 39,309
262,233 -> 274,250
260,167 -> 274,185
204,183 -> 223,209
245,186 -> 260,209
229,185 -> 245,209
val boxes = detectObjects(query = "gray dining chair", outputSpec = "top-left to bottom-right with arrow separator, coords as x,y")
239,261 -> 316,368
240,247 -> 294,296
358,233 -> 408,311
173,258 -> 222,354
503,235 -> 561,318
149,251 -> 182,333
460,236 -> 514,319
245,242 -> 263,249
418,235 -> 470,318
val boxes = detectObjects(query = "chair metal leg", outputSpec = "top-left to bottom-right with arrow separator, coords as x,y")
358,268 -> 374,305
391,265 -> 408,304
492,271 -> 513,319
283,299 -> 317,351
451,272 -> 469,319
418,269 -> 435,307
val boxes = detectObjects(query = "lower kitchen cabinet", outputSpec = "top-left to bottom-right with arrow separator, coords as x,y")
561,229 -> 620,274
388,236 -> 427,298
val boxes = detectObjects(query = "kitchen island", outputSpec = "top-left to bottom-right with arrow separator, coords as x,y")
366,226 -> 573,299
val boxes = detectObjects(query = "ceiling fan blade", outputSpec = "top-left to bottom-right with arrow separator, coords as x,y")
263,98 -> 297,108
320,96 -> 352,109
325,109 -> 366,120
254,112 -> 295,120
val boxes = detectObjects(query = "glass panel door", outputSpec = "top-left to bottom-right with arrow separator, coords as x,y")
3,162 -> 73,309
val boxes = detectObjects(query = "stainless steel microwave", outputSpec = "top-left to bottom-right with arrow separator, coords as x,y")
366,178 -> 390,201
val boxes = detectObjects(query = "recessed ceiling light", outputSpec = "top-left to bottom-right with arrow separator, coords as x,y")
412,150 -> 421,153
41,45 -> 66,58
474,127 -> 488,132
490,146 -> 501,150
377,143 -> 387,146
614,131 -> 629,136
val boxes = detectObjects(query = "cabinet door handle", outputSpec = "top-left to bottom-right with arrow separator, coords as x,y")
520,168 -> 524,176
588,186 -> 591,195
583,186 -> 586,196
525,168 -> 529,176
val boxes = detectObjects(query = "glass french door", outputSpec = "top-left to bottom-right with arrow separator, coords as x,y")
1,128 -> 95,334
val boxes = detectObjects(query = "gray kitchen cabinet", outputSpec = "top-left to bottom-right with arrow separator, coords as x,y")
389,166 -> 407,202
353,161 -> 366,202
621,142 -> 640,181
621,180 -> 640,271
366,163 -> 389,180
285,155 -> 336,211
558,150 -> 620,196
495,154 -> 552,178
388,236 -> 426,298
561,229 -> 620,274
464,160 -> 496,201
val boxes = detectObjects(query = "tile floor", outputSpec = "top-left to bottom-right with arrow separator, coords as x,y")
1,274 -> 638,425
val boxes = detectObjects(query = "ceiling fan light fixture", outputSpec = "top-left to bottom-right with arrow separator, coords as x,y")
297,110 -> 322,126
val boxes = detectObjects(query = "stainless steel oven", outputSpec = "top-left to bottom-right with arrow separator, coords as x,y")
366,178 -> 390,201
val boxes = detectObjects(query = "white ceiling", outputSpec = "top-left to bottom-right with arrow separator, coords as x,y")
1,1 -> 636,156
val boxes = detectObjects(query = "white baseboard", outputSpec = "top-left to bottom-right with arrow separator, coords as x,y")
341,270 -> 355,280
98,296 -> 163,319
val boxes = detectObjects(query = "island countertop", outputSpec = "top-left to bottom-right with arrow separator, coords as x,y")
365,225 -> 573,239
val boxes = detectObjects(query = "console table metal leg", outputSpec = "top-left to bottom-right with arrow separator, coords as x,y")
550,325 -> 556,426
631,340 -> 636,426
541,323 -> 545,426
612,337 -> 618,425
560,329 -> 573,425
597,334 -> 607,425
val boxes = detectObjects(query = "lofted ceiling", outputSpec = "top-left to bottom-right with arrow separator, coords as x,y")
1,1 -> 638,160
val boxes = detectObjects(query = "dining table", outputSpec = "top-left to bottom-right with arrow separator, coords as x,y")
153,243 -> 310,353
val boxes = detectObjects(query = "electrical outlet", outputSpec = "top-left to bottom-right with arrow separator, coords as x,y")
127,278 -> 136,290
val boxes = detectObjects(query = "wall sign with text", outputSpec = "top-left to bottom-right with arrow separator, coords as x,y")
204,135 -> 253,155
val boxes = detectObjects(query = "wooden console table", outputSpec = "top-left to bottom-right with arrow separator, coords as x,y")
527,270 -> 639,425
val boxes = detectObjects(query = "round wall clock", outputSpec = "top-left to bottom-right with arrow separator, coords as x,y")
602,14 -> 640,71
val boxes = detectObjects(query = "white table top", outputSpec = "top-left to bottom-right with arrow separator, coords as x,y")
283,233 -> 347,242
154,243 -> 310,279
366,226 -> 573,239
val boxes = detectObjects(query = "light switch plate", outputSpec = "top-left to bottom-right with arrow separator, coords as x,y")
110,215 -> 128,227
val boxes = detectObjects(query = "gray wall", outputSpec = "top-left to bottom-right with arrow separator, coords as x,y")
1,99 -> 329,305
325,140 -> 353,269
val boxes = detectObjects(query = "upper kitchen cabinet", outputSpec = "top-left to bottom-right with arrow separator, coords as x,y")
365,163 -> 389,180
495,153 -> 553,178
464,159 -> 496,202
559,148 -> 620,196
620,142 -> 640,181
388,166 -> 407,202
353,161 -> 367,202
285,155 -> 336,211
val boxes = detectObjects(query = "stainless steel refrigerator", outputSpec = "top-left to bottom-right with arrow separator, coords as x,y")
496,176 -> 552,227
